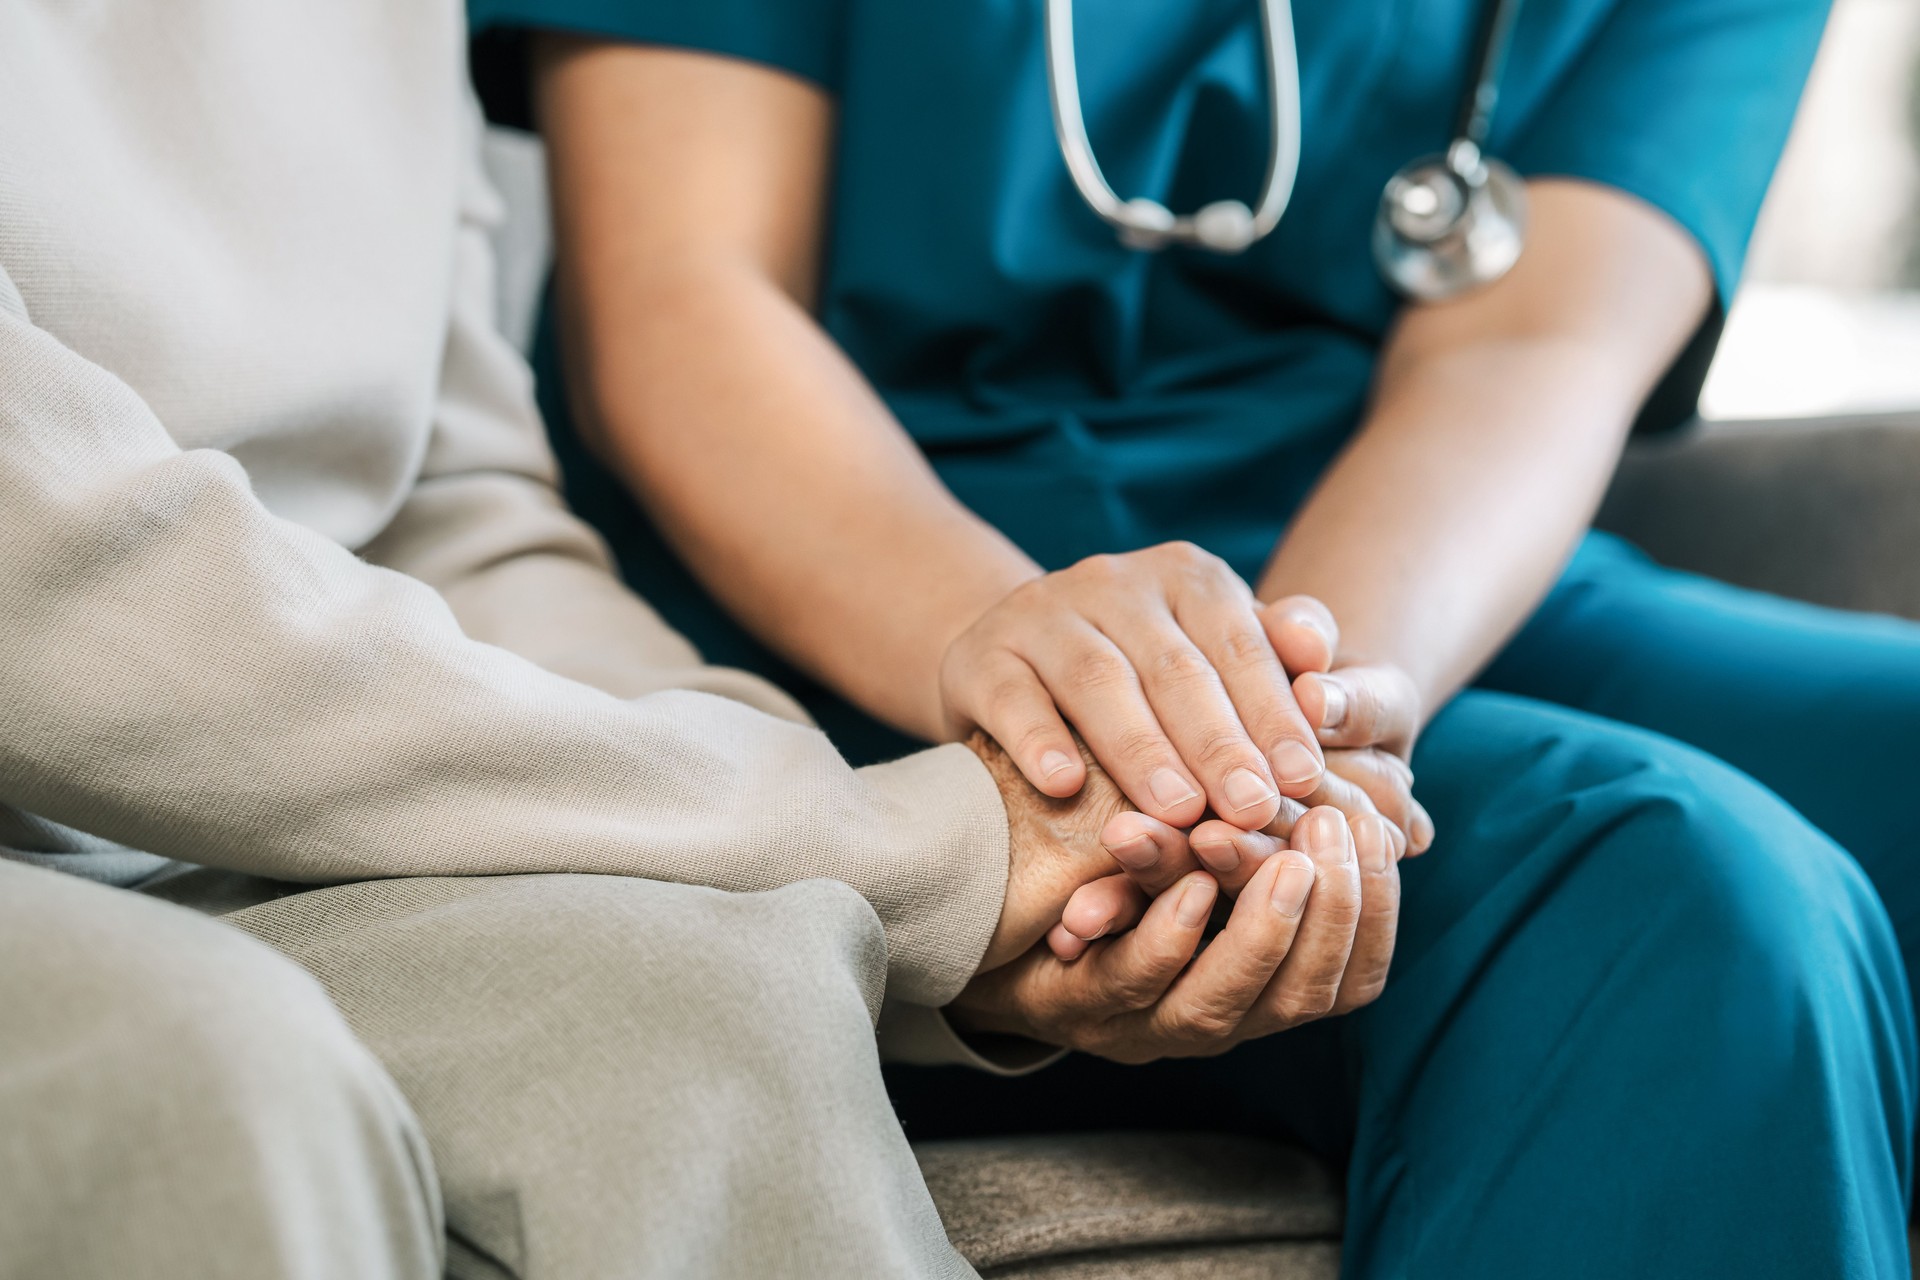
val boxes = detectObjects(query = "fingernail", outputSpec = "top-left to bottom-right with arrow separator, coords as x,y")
1193,837 -> 1240,876
1318,678 -> 1348,730
1176,880 -> 1218,928
1105,832 -> 1162,872
1269,740 -> 1322,788
1271,861 -> 1315,917
1358,819 -> 1390,874
1039,750 -> 1076,781
1299,809 -> 1350,862
1222,767 -> 1278,814
1148,768 -> 1201,811
1286,608 -> 1332,645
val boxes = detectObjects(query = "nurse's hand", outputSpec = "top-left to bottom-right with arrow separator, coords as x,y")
940,544 -> 1329,833
1292,658 -> 1433,855
949,806 -> 1387,1061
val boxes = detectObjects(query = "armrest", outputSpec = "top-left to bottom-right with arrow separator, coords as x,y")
1596,412 -> 1920,620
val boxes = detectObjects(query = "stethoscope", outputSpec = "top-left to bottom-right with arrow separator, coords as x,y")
1044,0 -> 1528,302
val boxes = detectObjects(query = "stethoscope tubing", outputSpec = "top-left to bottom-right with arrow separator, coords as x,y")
1043,0 -> 1301,246
1045,0 -> 1526,293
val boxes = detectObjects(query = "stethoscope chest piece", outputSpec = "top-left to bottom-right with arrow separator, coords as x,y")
1372,142 -> 1528,303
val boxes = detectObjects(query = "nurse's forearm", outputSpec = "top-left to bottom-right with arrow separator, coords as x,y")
1256,181 -> 1713,726
537,38 -> 1039,740
561,257 -> 1040,740
1256,336 -> 1637,720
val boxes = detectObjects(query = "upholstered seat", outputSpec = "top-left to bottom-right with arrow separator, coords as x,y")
919,1133 -> 1342,1278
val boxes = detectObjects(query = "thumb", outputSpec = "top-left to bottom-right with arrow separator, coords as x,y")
1294,663 -> 1421,753
1260,595 -> 1339,676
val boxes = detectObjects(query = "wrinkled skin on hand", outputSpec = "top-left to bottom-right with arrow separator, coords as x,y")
968,731 -> 1140,974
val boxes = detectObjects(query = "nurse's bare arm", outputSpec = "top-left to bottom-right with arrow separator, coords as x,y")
531,37 -> 1341,835
1255,181 -> 1713,731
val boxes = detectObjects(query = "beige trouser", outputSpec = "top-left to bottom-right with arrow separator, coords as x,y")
0,858 -> 976,1280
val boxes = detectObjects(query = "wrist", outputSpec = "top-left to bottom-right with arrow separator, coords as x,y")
923,563 -> 1045,739
947,976 -> 1045,1044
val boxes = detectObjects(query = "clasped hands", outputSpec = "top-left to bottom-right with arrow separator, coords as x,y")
944,544 -> 1427,1063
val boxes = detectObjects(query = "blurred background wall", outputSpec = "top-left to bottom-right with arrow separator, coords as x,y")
1704,0 -> 1920,419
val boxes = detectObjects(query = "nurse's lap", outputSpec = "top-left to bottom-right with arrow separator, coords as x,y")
1482,529 -> 1920,925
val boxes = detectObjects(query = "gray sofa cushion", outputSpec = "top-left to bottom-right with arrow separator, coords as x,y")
1600,413 -> 1920,619
917,1133 -> 1342,1278
984,1240 -> 1343,1279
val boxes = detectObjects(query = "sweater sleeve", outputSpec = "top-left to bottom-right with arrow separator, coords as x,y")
0,153 -> 1007,1011
357,102 -> 809,722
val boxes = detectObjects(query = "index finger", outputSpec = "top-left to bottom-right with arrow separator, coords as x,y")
1175,593 -> 1326,808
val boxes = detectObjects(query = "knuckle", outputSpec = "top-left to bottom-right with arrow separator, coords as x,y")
1167,1002 -> 1240,1043
1214,625 -> 1278,673
1148,644 -> 1218,688
1066,648 -> 1136,695
1189,727 -> 1255,771
1308,887 -> 1363,936
1156,540 -> 1211,569
1109,723 -> 1171,768
1284,984 -> 1341,1023
1109,968 -> 1168,1011
1068,552 -> 1127,588
1155,540 -> 1230,580
1364,863 -> 1403,909
997,574 -> 1057,617
982,671 -> 1042,719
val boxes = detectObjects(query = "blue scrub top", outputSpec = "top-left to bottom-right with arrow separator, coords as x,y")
470,0 -> 1829,753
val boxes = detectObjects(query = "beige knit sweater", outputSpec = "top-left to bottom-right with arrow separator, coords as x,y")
0,0 -> 1009,1047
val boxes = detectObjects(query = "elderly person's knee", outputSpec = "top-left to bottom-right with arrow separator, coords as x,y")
1,871 -> 435,1273
6,869 -> 406,1127
74,918 -> 414,1158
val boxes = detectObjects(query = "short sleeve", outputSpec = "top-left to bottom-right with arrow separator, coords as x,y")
469,0 -> 849,108
1509,0 -> 1832,302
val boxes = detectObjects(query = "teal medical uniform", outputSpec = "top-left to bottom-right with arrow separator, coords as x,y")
471,1 -> 1920,1274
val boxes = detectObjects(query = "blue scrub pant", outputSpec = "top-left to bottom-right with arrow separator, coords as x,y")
887,532 -> 1920,1278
